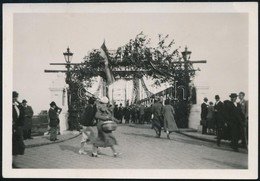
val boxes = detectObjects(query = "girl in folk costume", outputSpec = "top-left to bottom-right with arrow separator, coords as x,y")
92,97 -> 120,157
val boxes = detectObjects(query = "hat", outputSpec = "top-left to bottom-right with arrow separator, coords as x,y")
229,93 -> 238,98
13,91 -> 19,98
100,97 -> 109,104
22,99 -> 27,103
215,95 -> 220,99
50,101 -> 57,107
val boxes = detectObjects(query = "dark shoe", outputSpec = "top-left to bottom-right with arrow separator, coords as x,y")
91,153 -> 99,157
28,137 -> 33,139
57,132 -> 61,135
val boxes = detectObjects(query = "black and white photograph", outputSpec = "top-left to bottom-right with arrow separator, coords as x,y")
3,2 -> 258,179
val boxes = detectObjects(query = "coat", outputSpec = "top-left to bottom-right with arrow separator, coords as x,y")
201,102 -> 208,120
163,105 -> 179,132
23,105 -> 34,129
240,99 -> 248,123
93,103 -> 117,147
214,101 -> 225,127
13,102 -> 25,155
48,108 -> 58,127
80,104 -> 97,126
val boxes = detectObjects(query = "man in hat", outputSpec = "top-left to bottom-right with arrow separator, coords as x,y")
21,100 -> 34,140
214,95 -> 225,146
201,97 -> 208,134
224,93 -> 244,152
48,101 -> 59,141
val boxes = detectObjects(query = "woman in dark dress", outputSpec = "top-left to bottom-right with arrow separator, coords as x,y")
92,97 -> 119,157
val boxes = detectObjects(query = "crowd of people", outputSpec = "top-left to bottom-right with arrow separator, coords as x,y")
200,92 -> 248,152
12,89 -> 248,167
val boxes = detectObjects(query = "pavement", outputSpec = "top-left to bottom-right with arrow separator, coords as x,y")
15,124 -> 248,169
24,130 -> 81,148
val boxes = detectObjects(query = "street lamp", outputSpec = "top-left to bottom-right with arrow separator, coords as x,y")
181,46 -> 192,61
63,47 -> 73,130
63,47 -> 73,64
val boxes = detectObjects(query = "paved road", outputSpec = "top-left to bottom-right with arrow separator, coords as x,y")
15,125 -> 248,169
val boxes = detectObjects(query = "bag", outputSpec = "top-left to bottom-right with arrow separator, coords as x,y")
102,121 -> 117,132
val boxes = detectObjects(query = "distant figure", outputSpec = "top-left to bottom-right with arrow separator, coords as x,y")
21,100 -> 34,140
214,95 -> 225,146
151,97 -> 164,138
48,101 -> 59,141
78,97 -> 97,155
201,97 -> 208,134
238,91 -> 248,148
114,105 -> 119,120
206,102 -> 214,134
54,105 -> 62,135
12,91 -> 25,168
139,104 -> 145,124
163,99 -> 179,139
118,103 -> 124,124
124,106 -> 131,124
224,93 -> 244,152
130,106 -> 136,123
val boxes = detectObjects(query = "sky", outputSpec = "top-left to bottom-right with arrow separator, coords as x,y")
13,13 -> 248,114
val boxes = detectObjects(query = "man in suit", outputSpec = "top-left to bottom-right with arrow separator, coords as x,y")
151,97 -> 164,137
224,93 -> 244,152
48,101 -> 59,141
238,92 -> 248,148
22,100 -> 34,140
201,97 -> 208,134
214,95 -> 225,146
12,91 -> 25,168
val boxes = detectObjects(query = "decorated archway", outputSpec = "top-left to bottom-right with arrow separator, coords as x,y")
69,32 -> 205,128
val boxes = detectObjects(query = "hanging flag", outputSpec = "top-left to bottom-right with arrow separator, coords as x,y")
100,41 -> 115,85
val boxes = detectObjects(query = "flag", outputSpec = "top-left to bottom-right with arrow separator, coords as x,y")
100,41 -> 115,85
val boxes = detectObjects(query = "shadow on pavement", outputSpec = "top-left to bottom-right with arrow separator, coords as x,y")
202,157 -> 248,169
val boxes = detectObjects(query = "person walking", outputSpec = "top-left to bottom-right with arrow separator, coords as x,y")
224,93 -> 244,152
12,91 -> 25,168
92,97 -> 119,157
48,101 -> 59,141
163,99 -> 179,139
151,97 -> 164,138
78,97 -> 97,155
201,97 -> 208,134
21,100 -> 34,140
214,95 -> 225,146
139,104 -> 145,124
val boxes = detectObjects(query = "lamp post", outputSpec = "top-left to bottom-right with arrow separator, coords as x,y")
63,47 -> 73,124
181,46 -> 192,100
